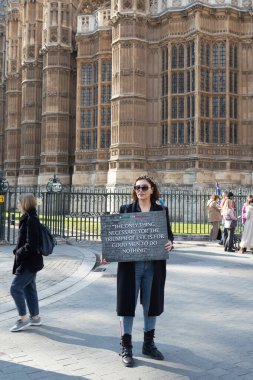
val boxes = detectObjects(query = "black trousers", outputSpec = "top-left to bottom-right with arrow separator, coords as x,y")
224,228 -> 235,251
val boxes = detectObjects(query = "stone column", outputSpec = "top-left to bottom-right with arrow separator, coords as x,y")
39,0 -> 75,186
108,0 -> 150,186
18,0 -> 43,186
0,12 -> 6,172
4,4 -> 22,185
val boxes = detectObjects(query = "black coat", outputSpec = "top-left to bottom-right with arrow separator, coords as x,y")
117,201 -> 174,317
13,208 -> 44,274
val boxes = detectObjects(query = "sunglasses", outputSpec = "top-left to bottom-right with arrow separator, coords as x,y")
134,185 -> 151,191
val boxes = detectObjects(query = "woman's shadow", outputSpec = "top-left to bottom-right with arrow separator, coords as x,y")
32,325 -> 210,377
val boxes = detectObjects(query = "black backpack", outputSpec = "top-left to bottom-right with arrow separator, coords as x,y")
39,223 -> 57,256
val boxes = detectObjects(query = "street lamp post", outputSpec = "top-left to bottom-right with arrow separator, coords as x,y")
46,174 -> 62,193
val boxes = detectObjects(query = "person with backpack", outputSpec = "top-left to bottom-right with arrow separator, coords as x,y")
10,193 -> 44,332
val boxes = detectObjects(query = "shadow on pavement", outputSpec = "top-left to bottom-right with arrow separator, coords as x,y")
0,359 -> 87,379
31,325 -> 211,377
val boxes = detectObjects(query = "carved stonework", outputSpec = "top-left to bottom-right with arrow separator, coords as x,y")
150,0 -> 158,14
61,28 -> 69,44
114,0 -> 119,12
120,149 -> 132,155
50,27 -> 58,43
27,46 -> 35,59
172,0 -> 182,6
123,0 -> 133,9
1,1 -> 253,187
137,0 -> 146,12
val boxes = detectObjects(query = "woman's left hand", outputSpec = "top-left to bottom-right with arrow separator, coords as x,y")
165,240 -> 174,251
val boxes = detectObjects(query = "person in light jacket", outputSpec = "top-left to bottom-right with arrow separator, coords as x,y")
240,198 -> 253,253
241,195 -> 253,225
207,195 -> 222,241
10,193 -> 43,332
221,198 -> 237,252
117,175 -> 174,367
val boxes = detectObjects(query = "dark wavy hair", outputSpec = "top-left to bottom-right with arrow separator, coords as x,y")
131,175 -> 160,203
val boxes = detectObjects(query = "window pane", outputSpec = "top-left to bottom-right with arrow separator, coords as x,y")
172,123 -> 177,143
179,122 -> 184,143
220,44 -> 226,67
179,97 -> 184,118
213,46 -> 218,67
220,96 -> 226,117
179,72 -> 184,93
219,71 -> 226,92
213,122 -> 218,143
172,97 -> 177,119
213,96 -> 218,117
179,46 -> 184,68
172,73 -> 177,93
172,46 -> 177,68
220,122 -> 226,143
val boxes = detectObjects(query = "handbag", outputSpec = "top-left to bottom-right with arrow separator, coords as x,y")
224,219 -> 237,229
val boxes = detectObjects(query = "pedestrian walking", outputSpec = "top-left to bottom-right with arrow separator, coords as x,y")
240,197 -> 253,253
10,193 -> 43,332
220,191 -> 235,246
222,198 -> 237,252
117,175 -> 174,367
207,195 -> 222,241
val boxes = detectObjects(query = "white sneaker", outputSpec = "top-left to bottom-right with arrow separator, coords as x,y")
10,319 -> 31,332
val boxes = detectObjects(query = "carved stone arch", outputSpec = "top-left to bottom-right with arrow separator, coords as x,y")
75,0 -> 108,16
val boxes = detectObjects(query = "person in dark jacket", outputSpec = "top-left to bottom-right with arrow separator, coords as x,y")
117,175 -> 174,367
10,193 -> 43,332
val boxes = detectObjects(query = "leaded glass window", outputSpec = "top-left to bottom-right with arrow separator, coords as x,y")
172,46 -> 177,68
162,123 -> 168,145
213,122 -> 218,144
81,64 -> 92,84
80,59 -> 111,150
178,72 -> 184,93
172,98 -> 177,119
172,73 -> 177,93
179,122 -> 184,144
200,121 -> 204,142
162,74 -> 168,96
162,98 -> 168,120
171,123 -> 177,144
179,46 -> 184,68
206,122 -> 210,143
162,47 -> 168,71
81,88 -> 92,106
101,129 -> 111,148
213,45 -> 218,67
102,62 -> 112,82
220,122 -> 226,144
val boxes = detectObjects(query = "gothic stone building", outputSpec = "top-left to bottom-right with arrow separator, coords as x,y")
0,0 -> 252,188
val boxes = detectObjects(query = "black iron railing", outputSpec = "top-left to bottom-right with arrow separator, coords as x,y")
1,188 -> 247,244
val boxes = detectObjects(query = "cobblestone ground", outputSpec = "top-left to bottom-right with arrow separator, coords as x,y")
0,241 -> 253,380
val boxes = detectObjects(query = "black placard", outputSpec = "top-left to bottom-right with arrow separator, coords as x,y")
101,210 -> 169,262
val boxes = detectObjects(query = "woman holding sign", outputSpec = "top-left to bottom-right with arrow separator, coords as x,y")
117,175 -> 174,367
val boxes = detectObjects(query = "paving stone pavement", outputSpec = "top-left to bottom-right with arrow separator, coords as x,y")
0,240 -> 253,380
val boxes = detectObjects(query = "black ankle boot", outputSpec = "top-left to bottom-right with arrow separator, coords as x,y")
120,334 -> 133,367
142,329 -> 164,360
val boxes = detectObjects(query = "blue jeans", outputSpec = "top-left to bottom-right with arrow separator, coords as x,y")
10,270 -> 39,317
120,261 -> 156,335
